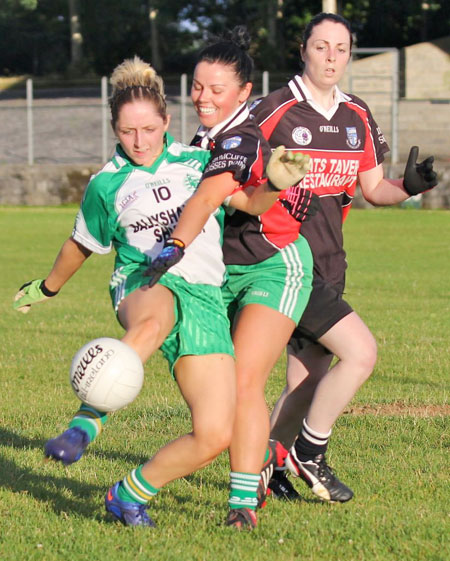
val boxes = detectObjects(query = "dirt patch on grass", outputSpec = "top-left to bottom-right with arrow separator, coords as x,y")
344,402 -> 450,417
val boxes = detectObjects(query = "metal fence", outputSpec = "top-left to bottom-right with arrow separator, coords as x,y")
1,49 -> 448,166
1,76 -> 200,166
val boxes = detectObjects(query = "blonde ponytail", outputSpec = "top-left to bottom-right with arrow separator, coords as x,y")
109,55 -> 167,127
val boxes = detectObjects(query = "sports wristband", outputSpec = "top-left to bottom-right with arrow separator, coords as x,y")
166,238 -> 186,250
40,280 -> 59,297
267,180 -> 282,192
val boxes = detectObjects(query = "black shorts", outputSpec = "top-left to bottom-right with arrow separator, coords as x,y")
289,276 -> 353,352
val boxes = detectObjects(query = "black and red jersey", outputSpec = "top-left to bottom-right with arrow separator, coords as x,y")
192,104 -> 302,265
251,74 -> 390,285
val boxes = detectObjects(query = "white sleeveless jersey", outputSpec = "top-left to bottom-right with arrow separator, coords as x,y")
72,134 -> 226,286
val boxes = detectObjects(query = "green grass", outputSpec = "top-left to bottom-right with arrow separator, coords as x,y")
0,206 -> 449,561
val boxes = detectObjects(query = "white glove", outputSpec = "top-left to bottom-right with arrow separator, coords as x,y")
266,145 -> 311,191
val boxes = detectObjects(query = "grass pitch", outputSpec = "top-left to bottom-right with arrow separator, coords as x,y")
0,206 -> 449,561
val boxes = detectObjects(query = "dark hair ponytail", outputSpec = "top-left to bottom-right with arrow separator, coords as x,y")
196,25 -> 254,86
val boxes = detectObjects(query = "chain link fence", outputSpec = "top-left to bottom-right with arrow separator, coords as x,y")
1,54 -> 449,166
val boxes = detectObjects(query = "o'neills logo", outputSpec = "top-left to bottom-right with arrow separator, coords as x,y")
71,344 -> 114,393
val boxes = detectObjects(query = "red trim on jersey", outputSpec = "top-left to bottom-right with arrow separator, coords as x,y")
253,98 -> 309,248
258,200 -> 300,248
344,101 -> 380,172
259,98 -> 299,141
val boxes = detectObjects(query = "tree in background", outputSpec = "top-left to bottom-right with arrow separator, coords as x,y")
0,0 -> 448,77
341,0 -> 449,48
0,0 -> 69,76
79,0 -> 198,76
68,0 -> 83,71
178,0 -> 321,74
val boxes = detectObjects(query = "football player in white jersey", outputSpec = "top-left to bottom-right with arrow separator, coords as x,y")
12,56 -> 238,528
13,55 -> 309,529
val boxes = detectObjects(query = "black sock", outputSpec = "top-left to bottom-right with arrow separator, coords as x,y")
294,418 -> 331,461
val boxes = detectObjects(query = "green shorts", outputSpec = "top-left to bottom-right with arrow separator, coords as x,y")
109,265 -> 234,376
222,235 -> 313,324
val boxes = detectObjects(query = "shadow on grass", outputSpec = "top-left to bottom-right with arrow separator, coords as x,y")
0,426 -> 325,524
0,430 -> 104,518
0,425 -> 149,465
176,472 -> 324,506
0,426 -> 146,520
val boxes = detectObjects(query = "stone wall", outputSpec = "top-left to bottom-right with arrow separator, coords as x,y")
1,161 -> 449,209
405,37 -> 450,99
339,37 -> 450,161
0,164 -> 97,205
340,36 -> 450,100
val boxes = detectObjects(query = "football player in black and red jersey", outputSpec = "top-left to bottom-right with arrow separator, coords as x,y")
145,27 -> 315,529
251,12 -> 438,503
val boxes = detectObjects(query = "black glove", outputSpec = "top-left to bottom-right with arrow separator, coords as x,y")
281,189 -> 320,224
403,146 -> 438,196
143,238 -> 185,288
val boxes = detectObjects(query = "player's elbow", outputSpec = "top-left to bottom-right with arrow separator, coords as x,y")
363,194 -> 383,207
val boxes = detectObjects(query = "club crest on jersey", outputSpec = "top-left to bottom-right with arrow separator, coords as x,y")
346,127 -> 361,149
184,172 -> 201,192
222,136 -> 242,150
249,99 -> 262,111
292,126 -> 312,146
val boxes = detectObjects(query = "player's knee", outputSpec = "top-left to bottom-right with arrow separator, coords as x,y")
138,317 -> 165,343
236,368 -> 265,399
212,425 -> 233,454
355,334 -> 377,382
196,425 -> 231,462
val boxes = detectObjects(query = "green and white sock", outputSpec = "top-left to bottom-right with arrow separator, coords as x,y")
118,465 -> 160,504
68,404 -> 108,443
228,471 -> 260,510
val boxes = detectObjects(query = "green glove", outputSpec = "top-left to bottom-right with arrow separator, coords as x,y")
13,279 -> 59,314
266,145 -> 311,191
